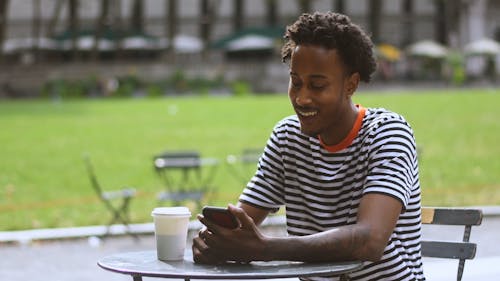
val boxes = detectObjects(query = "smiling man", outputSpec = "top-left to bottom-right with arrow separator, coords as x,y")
193,12 -> 425,281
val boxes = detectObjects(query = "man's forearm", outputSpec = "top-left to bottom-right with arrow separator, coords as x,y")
262,224 -> 378,262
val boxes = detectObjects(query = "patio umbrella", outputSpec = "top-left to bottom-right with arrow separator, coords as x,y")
376,44 -> 401,62
2,37 -> 58,53
407,40 -> 448,58
212,26 -> 284,50
81,36 -> 115,51
173,35 -> 203,53
52,28 -> 118,51
226,34 -> 274,52
3,38 -> 34,53
59,36 -> 115,51
464,38 -> 500,56
121,31 -> 160,50
122,35 -> 157,50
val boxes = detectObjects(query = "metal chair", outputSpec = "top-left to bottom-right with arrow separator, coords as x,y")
421,207 -> 483,281
153,150 -> 218,209
83,154 -> 138,240
225,148 -> 262,184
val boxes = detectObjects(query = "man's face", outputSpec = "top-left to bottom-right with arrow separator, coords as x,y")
288,44 -> 358,144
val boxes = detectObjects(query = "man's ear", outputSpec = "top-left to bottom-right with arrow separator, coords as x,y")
345,72 -> 360,97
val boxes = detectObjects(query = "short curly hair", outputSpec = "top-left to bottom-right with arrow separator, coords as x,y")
282,12 -> 377,83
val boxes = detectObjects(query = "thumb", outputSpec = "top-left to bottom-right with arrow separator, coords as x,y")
228,204 -> 255,230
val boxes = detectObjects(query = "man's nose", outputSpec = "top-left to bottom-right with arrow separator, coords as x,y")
295,89 -> 312,106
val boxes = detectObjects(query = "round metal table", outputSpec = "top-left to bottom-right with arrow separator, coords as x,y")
98,250 -> 363,281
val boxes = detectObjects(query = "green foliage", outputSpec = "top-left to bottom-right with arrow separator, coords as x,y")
165,70 -> 230,95
41,79 -> 88,99
446,51 -> 466,85
145,82 -> 165,97
0,90 -> 499,230
111,75 -> 141,97
168,69 -> 189,93
231,80 -> 251,96
39,70 -> 232,99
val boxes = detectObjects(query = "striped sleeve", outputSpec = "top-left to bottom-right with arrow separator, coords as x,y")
363,113 -> 419,209
238,119 -> 288,211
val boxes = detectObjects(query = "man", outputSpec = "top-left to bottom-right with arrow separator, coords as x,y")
193,12 -> 425,280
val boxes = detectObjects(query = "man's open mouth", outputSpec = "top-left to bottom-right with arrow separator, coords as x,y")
297,109 -> 318,117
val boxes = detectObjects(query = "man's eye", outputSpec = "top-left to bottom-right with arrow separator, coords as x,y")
310,84 -> 326,90
291,80 -> 302,88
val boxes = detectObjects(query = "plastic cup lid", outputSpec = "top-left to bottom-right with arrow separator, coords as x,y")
151,207 -> 191,217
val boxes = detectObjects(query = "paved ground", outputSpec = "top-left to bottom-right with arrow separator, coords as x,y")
1,210 -> 499,281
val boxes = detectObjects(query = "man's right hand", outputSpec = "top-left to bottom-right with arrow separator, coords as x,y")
192,226 -> 221,264
192,203 -> 270,264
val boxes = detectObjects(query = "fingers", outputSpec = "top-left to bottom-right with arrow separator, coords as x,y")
192,229 -> 224,264
197,214 -> 225,234
194,206 -> 258,264
228,204 -> 254,230
192,238 -> 217,264
192,237 -> 207,263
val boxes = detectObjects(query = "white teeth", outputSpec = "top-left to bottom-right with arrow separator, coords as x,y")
298,110 -> 317,117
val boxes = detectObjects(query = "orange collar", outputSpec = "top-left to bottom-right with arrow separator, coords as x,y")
319,105 -> 366,152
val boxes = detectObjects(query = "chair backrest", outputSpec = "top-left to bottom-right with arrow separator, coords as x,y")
240,148 -> 262,164
83,154 -> 105,196
154,150 -> 201,169
421,207 -> 483,281
225,148 -> 262,184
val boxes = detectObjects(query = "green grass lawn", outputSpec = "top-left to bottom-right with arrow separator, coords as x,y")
1,89 -> 499,230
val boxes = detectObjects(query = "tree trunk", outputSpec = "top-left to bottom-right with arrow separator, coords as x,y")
266,0 -> 277,26
165,0 -> 178,60
0,0 -> 9,62
434,0 -> 447,45
446,1 -> 461,48
93,0 -> 110,60
333,0 -> 345,14
298,0 -> 310,14
31,0 -> 41,62
68,0 -> 79,60
110,0 -> 123,59
130,0 -> 144,32
46,0 -> 64,37
368,0 -> 382,44
233,0 -> 243,32
200,0 -> 214,58
401,0 -> 414,47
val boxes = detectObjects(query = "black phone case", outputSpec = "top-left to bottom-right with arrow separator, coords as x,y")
202,206 -> 239,229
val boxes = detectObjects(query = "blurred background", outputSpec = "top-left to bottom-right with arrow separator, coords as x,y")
0,0 -> 499,232
0,0 -> 499,97
1,3 -> 499,281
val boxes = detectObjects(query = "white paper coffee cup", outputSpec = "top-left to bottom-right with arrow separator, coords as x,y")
151,207 -> 191,261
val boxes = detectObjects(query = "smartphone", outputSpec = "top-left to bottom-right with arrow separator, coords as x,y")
202,206 -> 239,229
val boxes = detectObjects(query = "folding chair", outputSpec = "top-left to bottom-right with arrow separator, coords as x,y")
83,154 -> 138,240
421,207 -> 483,281
226,148 -> 262,184
153,150 -> 218,210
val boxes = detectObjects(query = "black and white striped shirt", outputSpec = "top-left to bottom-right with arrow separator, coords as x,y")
240,106 -> 425,281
